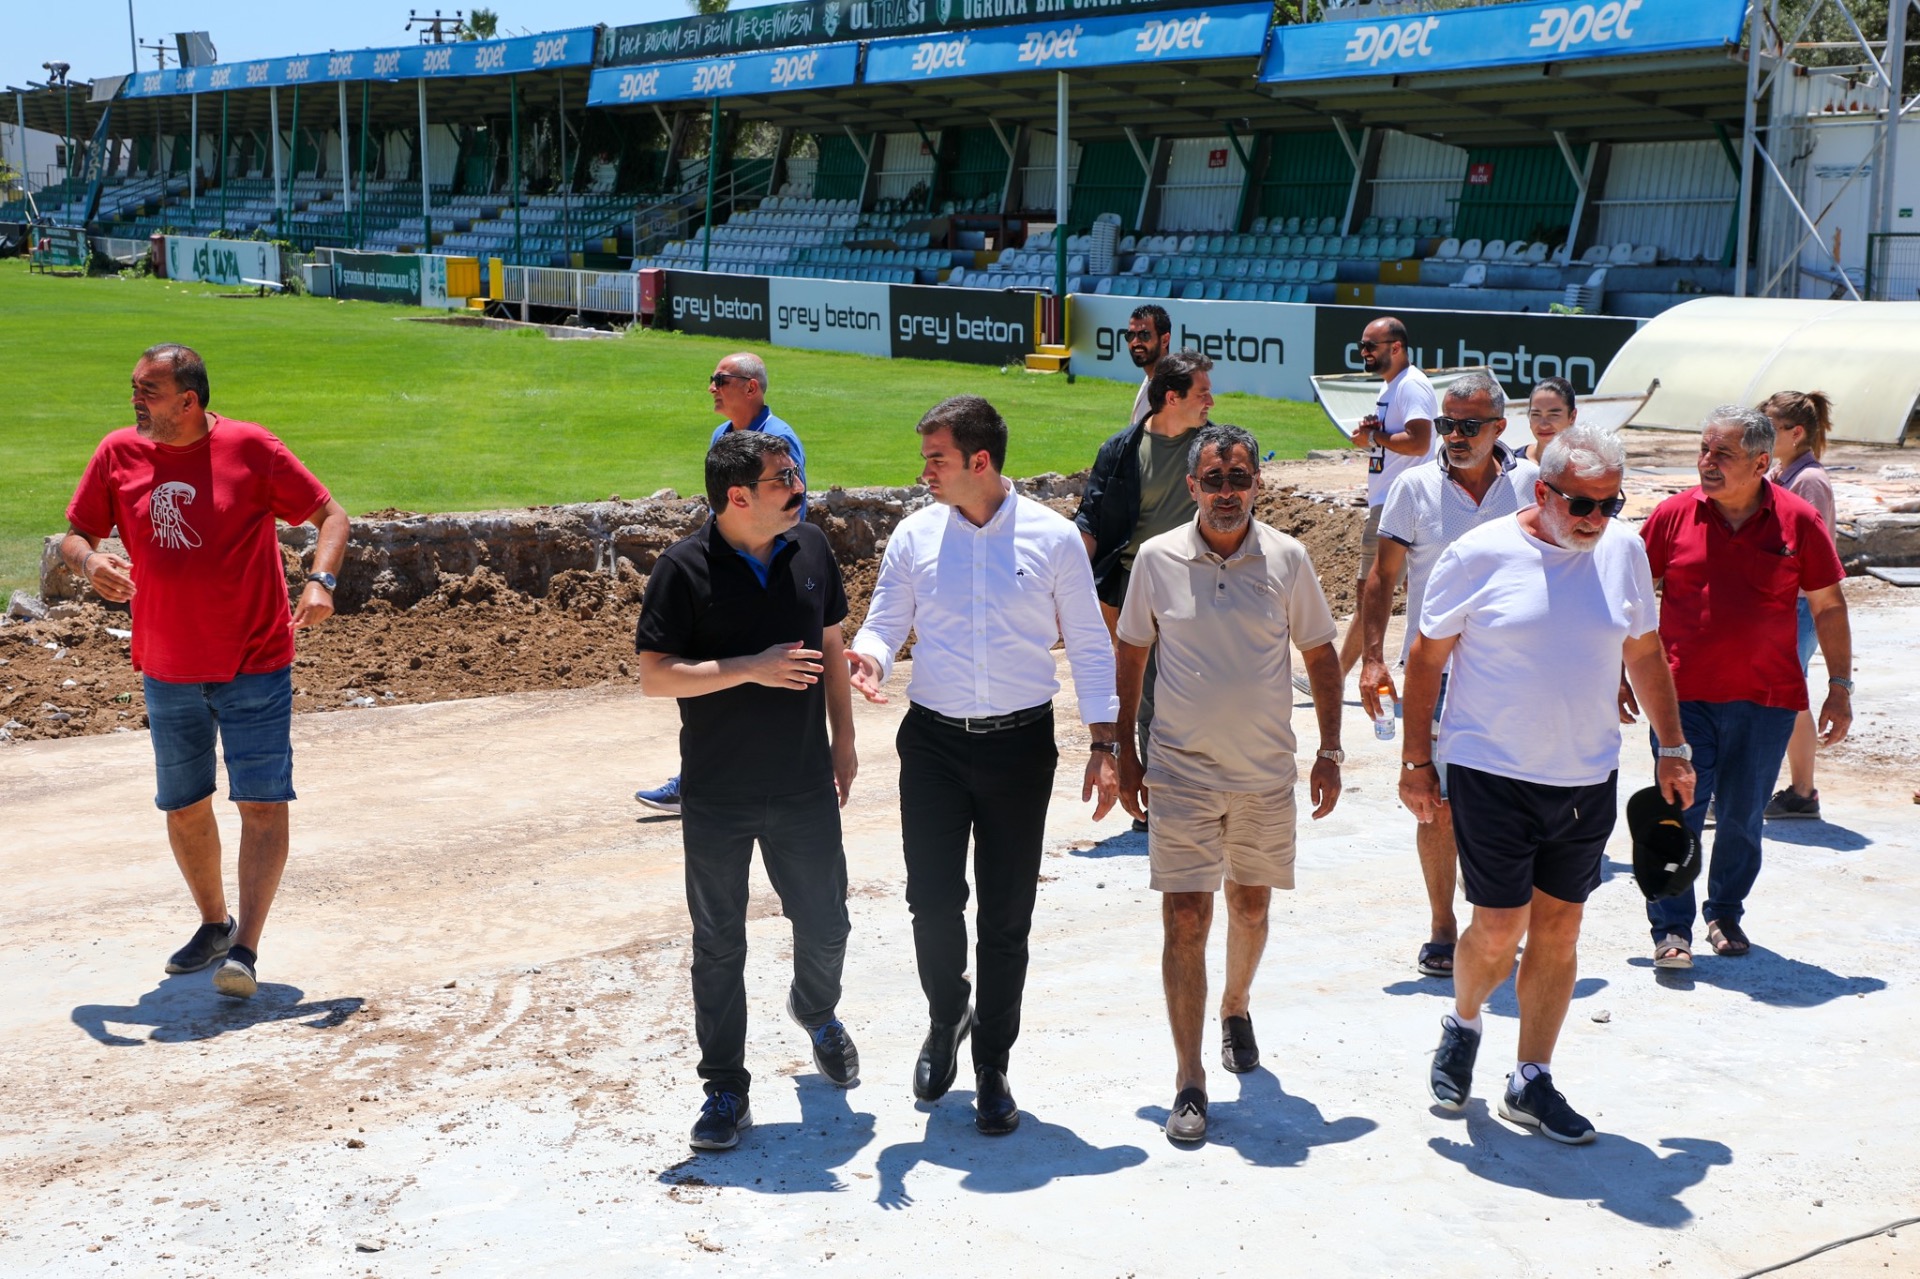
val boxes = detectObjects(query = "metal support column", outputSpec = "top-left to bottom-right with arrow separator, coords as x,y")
1553,130 -> 1596,266
189,93 -> 198,213
1055,71 -> 1068,299
219,92 -> 228,232
418,78 -> 431,250
339,82 -> 351,217
702,96 -> 720,272
558,73 -> 570,254
509,75 -> 523,264
357,82 -> 369,249
285,85 -> 300,239
1734,1 -> 1763,296
1877,0 -> 1911,239
269,86 -> 284,225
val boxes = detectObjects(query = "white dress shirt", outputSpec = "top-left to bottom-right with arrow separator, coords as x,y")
852,479 -> 1120,725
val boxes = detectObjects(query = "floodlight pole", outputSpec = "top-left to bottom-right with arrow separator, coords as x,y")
1055,71 -> 1067,302
418,77 -> 431,251
1734,1 -> 1761,296
127,0 -> 138,73
509,74 -> 523,264
703,96 -> 721,272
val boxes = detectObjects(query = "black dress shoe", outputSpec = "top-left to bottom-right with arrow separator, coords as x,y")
913,1009 -> 972,1102
973,1068 -> 1019,1135
1221,1014 -> 1259,1074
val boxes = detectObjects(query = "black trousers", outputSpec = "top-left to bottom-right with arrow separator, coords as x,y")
897,706 -> 1059,1073
682,785 -> 850,1099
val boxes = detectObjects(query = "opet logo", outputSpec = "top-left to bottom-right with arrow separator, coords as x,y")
618,69 -> 663,100
1135,14 -> 1210,58
327,55 -> 354,77
373,52 -> 402,76
1528,1 -> 1642,54
532,35 -> 570,67
691,60 -> 737,94
909,35 -> 969,75
1342,16 -> 1440,68
769,50 -> 821,88
284,58 -> 311,81
1016,24 -> 1083,67
419,48 -> 451,73
474,44 -> 508,72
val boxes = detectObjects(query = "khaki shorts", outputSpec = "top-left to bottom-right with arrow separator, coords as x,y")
1147,772 -> 1298,893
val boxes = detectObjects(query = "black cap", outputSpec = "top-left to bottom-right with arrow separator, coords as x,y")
1626,785 -> 1701,901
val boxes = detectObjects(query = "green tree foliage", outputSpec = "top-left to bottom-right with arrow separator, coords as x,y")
460,8 -> 500,40
1772,0 -> 1920,86
691,0 -> 731,14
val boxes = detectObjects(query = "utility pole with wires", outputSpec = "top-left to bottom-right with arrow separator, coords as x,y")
138,37 -> 171,70
407,10 -> 468,44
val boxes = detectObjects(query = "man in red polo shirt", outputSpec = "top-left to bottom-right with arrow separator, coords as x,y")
61,344 -> 349,999
1631,405 -> 1851,968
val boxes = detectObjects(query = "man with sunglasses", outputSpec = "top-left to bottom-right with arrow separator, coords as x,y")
1340,317 -> 1438,680
1114,423 -> 1344,1143
1122,304 -> 1172,427
636,430 -> 861,1152
637,352 -> 806,817
1359,371 -> 1538,980
1404,424 -> 1690,1144
1630,406 -> 1850,968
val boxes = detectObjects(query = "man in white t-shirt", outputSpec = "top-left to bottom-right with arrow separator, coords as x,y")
1339,316 -> 1437,679
1400,424 -> 1694,1146
1359,370 -> 1538,980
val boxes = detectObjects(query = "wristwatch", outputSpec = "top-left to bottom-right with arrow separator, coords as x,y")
307,571 -> 338,592
1403,760 -> 1434,772
1089,741 -> 1120,756
1829,676 -> 1855,693
1316,749 -> 1346,764
1656,743 -> 1693,761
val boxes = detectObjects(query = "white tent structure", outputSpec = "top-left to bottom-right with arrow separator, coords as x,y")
1596,298 -> 1920,444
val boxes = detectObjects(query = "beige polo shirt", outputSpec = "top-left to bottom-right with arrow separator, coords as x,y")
1116,517 -> 1338,791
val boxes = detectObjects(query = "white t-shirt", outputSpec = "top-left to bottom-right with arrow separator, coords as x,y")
1419,516 -> 1658,787
1132,373 -> 1152,427
1366,365 -> 1439,507
1379,443 -> 1539,662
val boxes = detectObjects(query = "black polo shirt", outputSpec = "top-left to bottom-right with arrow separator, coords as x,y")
635,519 -> 848,801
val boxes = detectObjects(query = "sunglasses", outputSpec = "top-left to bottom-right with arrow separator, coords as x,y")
1357,339 -> 1397,352
1123,329 -> 1156,343
742,467 -> 803,490
1543,479 -> 1626,519
1195,469 -> 1257,493
709,372 -> 749,388
1434,416 -> 1498,438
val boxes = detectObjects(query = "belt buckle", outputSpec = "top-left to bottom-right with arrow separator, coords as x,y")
963,716 -> 995,734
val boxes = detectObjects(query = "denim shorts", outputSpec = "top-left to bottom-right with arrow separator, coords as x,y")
143,666 -> 296,810
1796,597 -> 1817,673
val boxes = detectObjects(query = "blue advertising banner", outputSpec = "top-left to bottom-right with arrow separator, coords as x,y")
865,2 -> 1271,84
122,27 -> 597,98
1259,0 -> 1747,85
587,42 -> 860,106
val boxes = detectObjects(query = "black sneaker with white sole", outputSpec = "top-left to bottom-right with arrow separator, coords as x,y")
787,990 -> 859,1087
1429,1017 -> 1480,1110
165,916 -> 236,974
1499,1072 -> 1596,1145
212,945 -> 258,999
690,1092 -> 752,1151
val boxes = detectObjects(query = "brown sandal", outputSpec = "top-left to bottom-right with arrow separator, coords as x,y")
1707,919 -> 1752,957
1652,935 -> 1693,969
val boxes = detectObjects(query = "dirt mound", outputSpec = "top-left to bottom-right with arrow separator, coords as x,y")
2,474 -> 1362,743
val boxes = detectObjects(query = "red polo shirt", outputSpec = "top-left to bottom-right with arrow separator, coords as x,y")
1640,481 -> 1843,710
67,415 -> 331,684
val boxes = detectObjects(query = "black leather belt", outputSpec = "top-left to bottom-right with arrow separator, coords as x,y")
909,701 -> 1051,734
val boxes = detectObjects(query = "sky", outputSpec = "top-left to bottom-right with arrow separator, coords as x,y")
6,0 -> 763,93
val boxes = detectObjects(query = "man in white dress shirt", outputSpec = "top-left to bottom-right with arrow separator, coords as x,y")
849,395 -> 1122,1136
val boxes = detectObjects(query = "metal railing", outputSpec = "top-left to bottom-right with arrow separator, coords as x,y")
502,265 -> 641,317
1865,233 -> 1920,301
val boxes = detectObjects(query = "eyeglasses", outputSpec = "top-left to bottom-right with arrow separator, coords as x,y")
1195,469 -> 1257,493
1357,339 -> 1397,353
1123,329 -> 1156,343
1435,416 -> 1498,437
1542,479 -> 1626,519
742,467 -> 803,490
709,372 -> 748,388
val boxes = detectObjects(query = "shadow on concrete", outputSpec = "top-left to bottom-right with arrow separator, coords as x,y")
660,1079 -> 877,1194
1626,948 -> 1886,1007
1070,830 -> 1148,859
1428,1101 -> 1731,1227
1135,1067 -> 1377,1162
71,974 -> 364,1046
1381,976 -> 1608,1018
871,1093 -> 1148,1209
1763,821 -> 1873,850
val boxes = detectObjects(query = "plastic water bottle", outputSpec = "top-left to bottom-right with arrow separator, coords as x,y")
1373,682 -> 1396,741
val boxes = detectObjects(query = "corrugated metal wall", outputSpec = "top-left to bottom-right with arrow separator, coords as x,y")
1019,130 -> 1082,214
1257,131 -> 1350,223
1453,144 -> 1583,246
812,133 -> 866,201
783,155 -> 818,198
1069,138 -> 1146,230
1371,131 -> 1465,223
939,127 -> 1006,204
1594,141 -> 1738,264
1159,136 -> 1243,232
874,131 -> 938,204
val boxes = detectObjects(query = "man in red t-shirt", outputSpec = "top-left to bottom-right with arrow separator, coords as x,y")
1630,406 -> 1852,968
61,344 -> 349,999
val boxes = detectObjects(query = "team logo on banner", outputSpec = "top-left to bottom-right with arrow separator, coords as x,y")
823,0 -> 841,37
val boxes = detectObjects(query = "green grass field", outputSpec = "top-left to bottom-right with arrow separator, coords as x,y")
0,259 -> 1341,592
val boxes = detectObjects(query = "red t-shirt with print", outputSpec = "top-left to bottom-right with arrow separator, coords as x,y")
67,415 -> 331,683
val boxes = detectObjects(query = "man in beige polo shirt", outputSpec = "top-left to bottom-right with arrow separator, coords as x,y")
1115,423 -> 1347,1144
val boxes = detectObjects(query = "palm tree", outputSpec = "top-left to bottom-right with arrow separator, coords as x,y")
692,0 -> 730,13
461,8 -> 500,40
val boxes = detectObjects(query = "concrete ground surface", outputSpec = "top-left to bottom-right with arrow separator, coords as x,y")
2,580 -> 1915,1278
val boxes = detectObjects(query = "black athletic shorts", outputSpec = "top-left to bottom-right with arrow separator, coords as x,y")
1447,764 -> 1617,909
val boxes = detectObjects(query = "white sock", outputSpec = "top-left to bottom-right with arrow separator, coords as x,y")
1443,1011 -> 1482,1035
1509,1061 -> 1550,1096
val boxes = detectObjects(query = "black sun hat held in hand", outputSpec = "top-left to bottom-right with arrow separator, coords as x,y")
1626,785 -> 1701,901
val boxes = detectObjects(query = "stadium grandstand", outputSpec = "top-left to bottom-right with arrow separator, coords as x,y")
5,0 -> 1917,316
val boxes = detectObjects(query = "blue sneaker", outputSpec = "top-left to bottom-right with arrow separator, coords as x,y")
634,774 -> 682,815
690,1092 -> 751,1151
788,990 -> 860,1087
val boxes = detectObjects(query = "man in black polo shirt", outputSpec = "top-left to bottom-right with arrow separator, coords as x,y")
635,430 -> 861,1152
